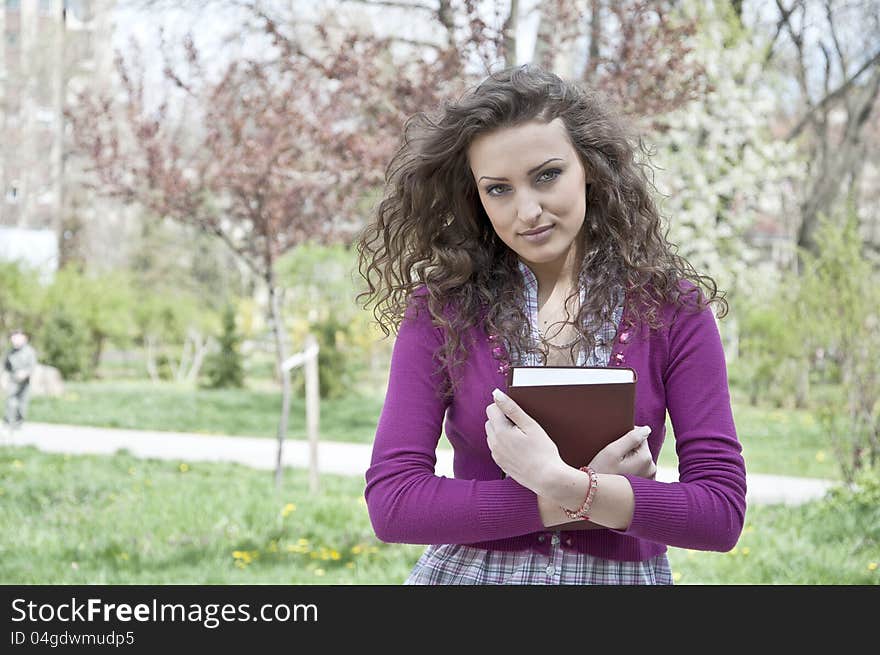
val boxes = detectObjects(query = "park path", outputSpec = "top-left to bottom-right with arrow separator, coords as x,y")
3,421 -> 840,507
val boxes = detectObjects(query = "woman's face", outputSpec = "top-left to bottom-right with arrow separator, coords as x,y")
467,117 -> 587,273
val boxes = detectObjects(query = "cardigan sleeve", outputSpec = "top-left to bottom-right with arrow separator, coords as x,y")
364,289 -> 546,545
613,293 -> 747,551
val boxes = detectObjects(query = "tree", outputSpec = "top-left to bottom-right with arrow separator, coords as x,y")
41,267 -> 137,376
759,0 -> 880,257
649,1 -> 803,299
533,0 -> 708,120
66,4 -> 463,487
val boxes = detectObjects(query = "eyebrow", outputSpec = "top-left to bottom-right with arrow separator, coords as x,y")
478,158 -> 564,183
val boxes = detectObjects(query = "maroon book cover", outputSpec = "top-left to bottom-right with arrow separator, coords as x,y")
506,366 -> 637,531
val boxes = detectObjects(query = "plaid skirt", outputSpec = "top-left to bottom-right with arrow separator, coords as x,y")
404,534 -> 673,585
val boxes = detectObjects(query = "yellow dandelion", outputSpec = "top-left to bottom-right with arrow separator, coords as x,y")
672,572 -> 682,582
309,551 -> 319,559
179,463 -> 190,473
119,552 -> 129,561
297,538 -> 309,546
281,503 -> 297,517
330,550 -> 341,561
12,460 -> 23,469
346,562 -> 355,569
868,562 -> 878,572
128,467 -> 136,475
351,545 -> 364,555
741,547 -> 750,556
268,541 -> 279,553
314,568 -> 325,576
815,451 -> 826,463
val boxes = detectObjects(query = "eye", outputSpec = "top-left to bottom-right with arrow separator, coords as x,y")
537,168 -> 561,183
486,184 -> 509,197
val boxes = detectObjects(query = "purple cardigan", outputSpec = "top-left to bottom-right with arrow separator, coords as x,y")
365,285 -> 747,561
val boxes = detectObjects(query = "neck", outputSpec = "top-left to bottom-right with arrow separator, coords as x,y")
521,240 -> 583,303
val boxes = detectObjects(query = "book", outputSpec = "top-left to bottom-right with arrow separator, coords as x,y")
505,365 -> 637,531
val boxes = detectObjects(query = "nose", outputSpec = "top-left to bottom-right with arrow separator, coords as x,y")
515,192 -> 542,224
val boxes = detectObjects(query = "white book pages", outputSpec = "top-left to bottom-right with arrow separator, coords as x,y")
511,367 -> 634,387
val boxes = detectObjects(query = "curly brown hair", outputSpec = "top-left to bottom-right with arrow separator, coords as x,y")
356,63 -> 726,401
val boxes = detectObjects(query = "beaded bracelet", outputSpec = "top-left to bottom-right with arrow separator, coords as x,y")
562,466 -> 599,521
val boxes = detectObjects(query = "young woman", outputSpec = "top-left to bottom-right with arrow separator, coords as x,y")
356,64 -> 746,584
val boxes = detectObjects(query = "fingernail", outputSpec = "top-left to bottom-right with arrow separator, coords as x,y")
640,426 -> 652,435
492,388 -> 506,402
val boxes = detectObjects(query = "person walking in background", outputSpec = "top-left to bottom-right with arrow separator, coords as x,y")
356,64 -> 746,585
3,328 -> 37,433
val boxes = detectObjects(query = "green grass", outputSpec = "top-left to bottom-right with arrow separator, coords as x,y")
32,380 -> 842,479
0,445 -> 423,584
666,473 -> 880,584
1,446 -> 876,584
30,380 -> 384,444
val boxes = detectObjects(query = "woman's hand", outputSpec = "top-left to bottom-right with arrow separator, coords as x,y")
588,425 -> 656,479
485,389 -> 565,496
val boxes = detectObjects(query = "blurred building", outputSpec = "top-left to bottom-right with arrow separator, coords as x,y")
0,0 -> 115,266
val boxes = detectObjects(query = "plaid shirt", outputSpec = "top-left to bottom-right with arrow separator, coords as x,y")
404,262 -> 672,585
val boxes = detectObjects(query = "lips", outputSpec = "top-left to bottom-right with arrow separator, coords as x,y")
520,225 -> 553,236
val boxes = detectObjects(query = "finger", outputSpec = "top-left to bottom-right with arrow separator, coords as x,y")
622,425 -> 651,451
491,388 -> 538,431
485,402 -> 511,427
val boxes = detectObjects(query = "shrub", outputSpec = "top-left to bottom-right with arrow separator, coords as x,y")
290,315 -> 354,400
38,308 -> 93,380
796,210 -> 880,481
202,305 -> 245,389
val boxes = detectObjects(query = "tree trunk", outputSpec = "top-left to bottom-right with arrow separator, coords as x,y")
796,60 -> 880,258
585,0 -> 602,79
175,334 -> 192,382
185,331 -> 211,384
533,1 -> 556,71
502,0 -> 518,67
268,273 -> 292,490
91,332 -> 105,374
144,335 -> 159,383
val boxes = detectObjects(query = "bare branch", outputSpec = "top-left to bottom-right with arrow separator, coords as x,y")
788,49 -> 880,140
338,0 -> 437,12
779,0 -> 811,103
824,0 -> 848,82
763,0 -> 800,66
